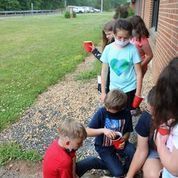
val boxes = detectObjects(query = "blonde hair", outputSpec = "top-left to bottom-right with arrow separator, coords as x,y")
58,118 -> 87,140
104,89 -> 127,111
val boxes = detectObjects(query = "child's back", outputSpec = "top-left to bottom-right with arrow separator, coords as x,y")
43,139 -> 75,178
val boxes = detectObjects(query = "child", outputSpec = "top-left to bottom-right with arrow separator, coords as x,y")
154,57 -> 178,178
92,20 -> 115,58
43,118 -> 86,178
91,20 -> 115,93
100,19 -> 142,110
129,15 -> 153,77
126,87 -> 162,178
86,89 -> 135,177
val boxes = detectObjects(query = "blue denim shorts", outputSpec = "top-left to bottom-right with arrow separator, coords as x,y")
148,149 -> 160,159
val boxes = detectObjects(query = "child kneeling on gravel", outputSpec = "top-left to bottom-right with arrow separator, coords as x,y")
43,118 -> 106,178
43,118 -> 86,178
86,89 -> 135,177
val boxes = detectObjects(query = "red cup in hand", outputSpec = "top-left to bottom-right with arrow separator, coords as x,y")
132,95 -> 143,108
112,138 -> 125,150
158,127 -> 170,136
111,132 -> 124,150
83,41 -> 93,52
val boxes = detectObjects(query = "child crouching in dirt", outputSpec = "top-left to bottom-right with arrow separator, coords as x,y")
43,118 -> 106,178
86,89 -> 135,177
43,118 -> 86,178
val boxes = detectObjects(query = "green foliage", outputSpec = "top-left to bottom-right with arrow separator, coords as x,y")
0,143 -> 42,166
76,60 -> 101,81
0,0 -> 128,11
0,13 -> 113,131
128,6 -> 135,16
0,0 -> 20,10
64,11 -> 70,18
113,4 -> 129,19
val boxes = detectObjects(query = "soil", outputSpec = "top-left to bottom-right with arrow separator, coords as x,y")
0,52 -> 153,178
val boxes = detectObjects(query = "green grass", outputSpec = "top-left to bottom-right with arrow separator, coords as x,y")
75,59 -> 101,81
0,13 -> 113,131
0,143 -> 42,166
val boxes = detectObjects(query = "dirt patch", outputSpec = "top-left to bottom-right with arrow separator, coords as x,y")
0,160 -> 42,178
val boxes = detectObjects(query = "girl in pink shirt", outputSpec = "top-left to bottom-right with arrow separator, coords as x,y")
129,15 -> 153,76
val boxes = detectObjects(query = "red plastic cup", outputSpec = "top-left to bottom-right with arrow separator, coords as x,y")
112,138 -> 125,150
132,95 -> 143,108
83,41 -> 93,52
111,132 -> 124,150
158,127 -> 170,135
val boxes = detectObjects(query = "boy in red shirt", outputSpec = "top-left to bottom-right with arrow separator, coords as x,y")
43,118 -> 87,178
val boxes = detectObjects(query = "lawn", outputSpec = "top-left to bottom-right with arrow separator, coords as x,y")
0,12 -> 113,131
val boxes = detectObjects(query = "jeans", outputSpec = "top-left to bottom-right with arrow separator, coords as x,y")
76,156 -> 107,177
147,149 -> 159,159
96,142 -> 135,177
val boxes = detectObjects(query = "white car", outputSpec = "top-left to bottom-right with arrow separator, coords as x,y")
93,8 -> 101,13
73,6 -> 85,13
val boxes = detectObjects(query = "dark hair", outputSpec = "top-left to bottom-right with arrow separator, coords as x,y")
104,89 -> 127,111
102,20 -> 115,50
154,57 -> 178,129
147,86 -> 156,107
129,15 -> 149,40
147,87 -> 157,144
113,19 -> 133,36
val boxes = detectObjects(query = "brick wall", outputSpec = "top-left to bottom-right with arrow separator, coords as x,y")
142,0 -> 153,29
134,0 -> 178,82
152,0 -> 178,81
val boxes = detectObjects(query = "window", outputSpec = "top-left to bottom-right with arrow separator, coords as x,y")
152,0 -> 160,31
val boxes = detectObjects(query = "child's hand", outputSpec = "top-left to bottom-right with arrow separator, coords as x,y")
118,138 -> 125,150
91,43 -> 95,52
103,128 -> 117,139
155,132 -> 168,147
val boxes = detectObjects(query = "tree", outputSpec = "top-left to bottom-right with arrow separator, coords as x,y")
0,0 -> 128,11
0,0 -> 20,10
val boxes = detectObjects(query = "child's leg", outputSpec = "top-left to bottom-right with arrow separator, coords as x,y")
98,147 -> 124,177
142,150 -> 162,178
105,69 -> 110,93
76,156 -> 107,177
142,158 -> 162,178
126,89 -> 136,110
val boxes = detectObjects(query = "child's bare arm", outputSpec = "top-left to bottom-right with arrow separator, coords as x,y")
126,135 -> 149,178
101,63 -> 109,102
141,42 -> 153,67
86,127 -> 117,139
134,63 -> 142,97
156,133 -> 178,176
